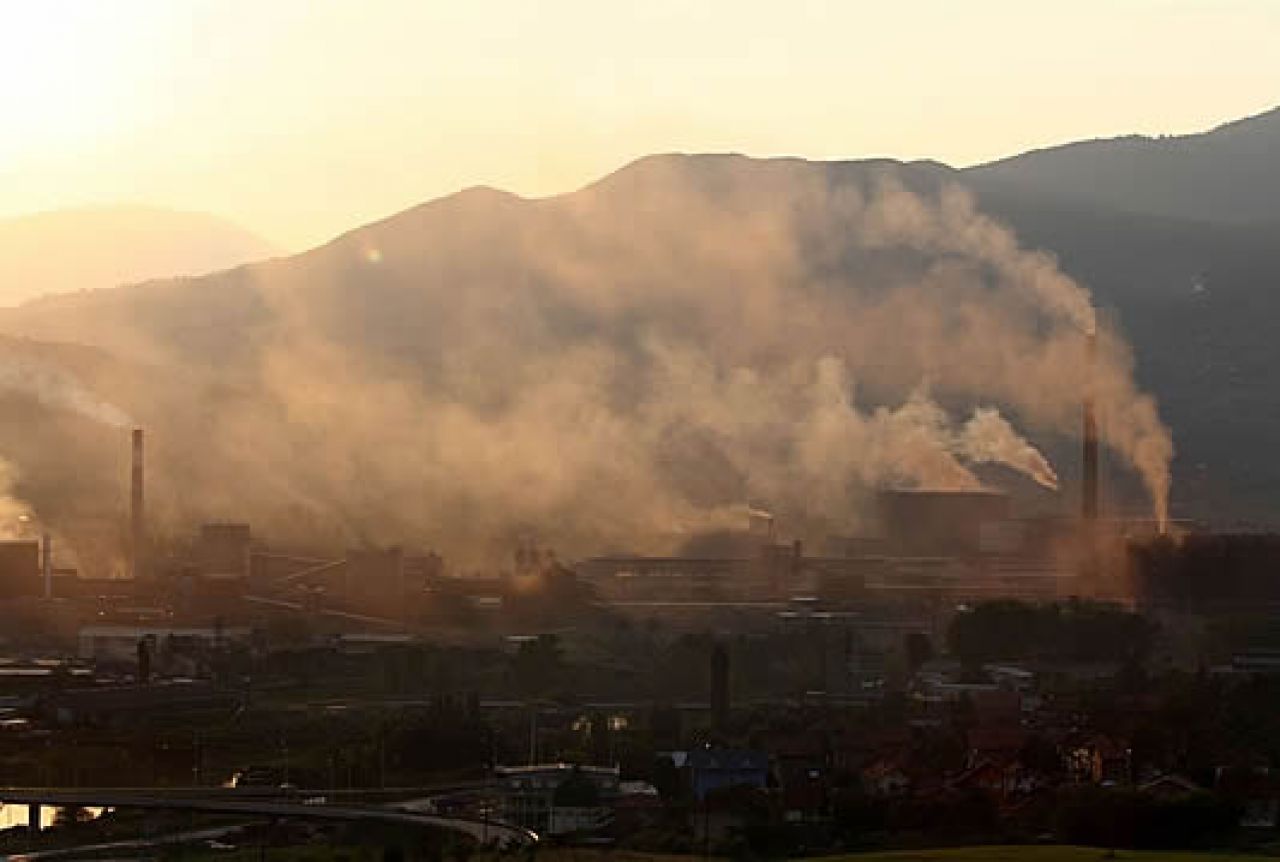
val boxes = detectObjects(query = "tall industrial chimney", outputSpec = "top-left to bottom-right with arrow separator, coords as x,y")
1082,332 -> 1099,522
130,428 -> 145,579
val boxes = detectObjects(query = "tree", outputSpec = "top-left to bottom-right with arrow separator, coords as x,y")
652,754 -> 686,802
831,787 -> 887,845
1019,733 -> 1064,778
553,768 -> 601,807
947,599 -> 1154,667
1055,786 -> 1238,850
904,632 -> 933,676
512,634 -> 564,696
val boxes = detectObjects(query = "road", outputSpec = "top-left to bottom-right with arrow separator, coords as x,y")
6,822 -> 248,861
0,788 -> 536,848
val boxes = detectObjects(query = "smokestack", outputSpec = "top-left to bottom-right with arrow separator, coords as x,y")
41,532 -> 51,600
137,637 -> 151,685
1082,332 -> 1099,522
130,427 -> 145,579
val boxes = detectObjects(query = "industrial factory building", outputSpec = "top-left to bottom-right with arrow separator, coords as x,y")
77,624 -> 253,662
0,540 -> 40,599
2,337 -> 1156,644
577,488 -> 1086,612
577,336 -> 1129,612
877,489 -> 1011,556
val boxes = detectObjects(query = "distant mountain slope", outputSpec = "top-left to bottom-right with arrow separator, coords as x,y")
0,206 -> 278,306
967,105 -> 1280,225
1,155 -> 1090,562
0,156 -> 958,371
1,148 -> 1277,561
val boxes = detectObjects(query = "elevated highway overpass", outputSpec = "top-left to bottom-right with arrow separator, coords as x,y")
0,786 -> 535,848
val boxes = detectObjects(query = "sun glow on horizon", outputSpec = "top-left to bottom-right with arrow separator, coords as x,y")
1,0 -> 1277,249
0,5 -> 149,163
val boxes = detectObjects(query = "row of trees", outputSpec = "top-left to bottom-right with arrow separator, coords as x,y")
947,598 -> 1154,667
1132,533 -> 1280,611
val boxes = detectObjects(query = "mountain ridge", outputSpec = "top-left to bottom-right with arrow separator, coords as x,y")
966,104 -> 1280,224
0,205 -> 280,308
1,109 -> 1279,553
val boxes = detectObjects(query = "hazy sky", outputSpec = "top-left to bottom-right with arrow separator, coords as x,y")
1,0 -> 1277,250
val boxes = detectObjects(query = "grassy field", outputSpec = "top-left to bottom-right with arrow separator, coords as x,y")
824,848 -> 1280,862
137,845 -> 1280,862
520,849 -> 1280,862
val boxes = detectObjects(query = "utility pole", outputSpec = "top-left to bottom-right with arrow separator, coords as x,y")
702,796 -> 711,861
483,789 -> 490,845
528,707 -> 538,765
378,727 -> 386,789
192,731 -> 202,785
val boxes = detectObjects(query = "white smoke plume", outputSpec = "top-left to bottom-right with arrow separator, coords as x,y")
856,182 -> 1098,333
0,156 -> 1174,563
0,354 -> 132,553
0,354 -> 132,428
0,457 -> 34,540
958,407 -> 1060,490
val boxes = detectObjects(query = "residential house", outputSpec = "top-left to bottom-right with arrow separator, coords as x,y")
495,763 -> 619,836
687,748 -> 770,801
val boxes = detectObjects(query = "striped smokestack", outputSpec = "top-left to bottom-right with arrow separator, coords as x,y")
130,427 -> 145,579
1082,332 -> 1099,522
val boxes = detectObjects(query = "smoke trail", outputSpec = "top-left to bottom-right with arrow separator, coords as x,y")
0,353 -> 131,556
0,156 -> 1175,560
846,177 -> 1168,520
808,174 -> 1172,520
0,457 -> 34,540
0,354 -> 132,427
958,407 -> 1059,490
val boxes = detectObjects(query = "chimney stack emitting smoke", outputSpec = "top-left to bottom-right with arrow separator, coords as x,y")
130,428 -> 145,579
1082,332 -> 1099,523
0,176 -> 1173,565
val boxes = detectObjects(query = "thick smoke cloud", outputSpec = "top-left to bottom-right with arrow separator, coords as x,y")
0,353 -> 132,550
959,408 -> 1059,491
0,354 -> 133,429
0,458 -> 34,540
5,157 -> 1173,567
